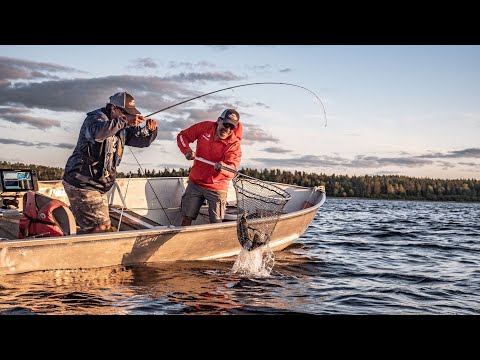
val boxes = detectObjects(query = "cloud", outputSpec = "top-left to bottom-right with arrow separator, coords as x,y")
0,58 -> 277,143
146,107 -> 281,145
167,61 -> 215,70
458,161 -> 480,168
0,72 -> 245,114
249,149 -> 480,171
0,56 -> 84,81
254,101 -> 270,108
252,154 -> 348,169
241,123 -> 279,144
166,71 -> 244,83
0,107 -> 61,129
54,142 -> 74,149
148,109 -> 282,147
419,148 -> 480,159
436,161 -> 456,170
0,137 -> 74,149
154,130 -> 175,141
130,57 -> 158,69
262,147 -> 292,154
351,155 -> 434,168
0,76 -> 187,112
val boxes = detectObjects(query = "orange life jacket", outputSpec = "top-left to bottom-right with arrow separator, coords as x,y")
18,191 -> 70,238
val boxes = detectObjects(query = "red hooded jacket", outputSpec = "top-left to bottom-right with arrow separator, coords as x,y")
177,121 -> 242,191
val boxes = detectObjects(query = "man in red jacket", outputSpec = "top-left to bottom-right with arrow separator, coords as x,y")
177,109 -> 242,226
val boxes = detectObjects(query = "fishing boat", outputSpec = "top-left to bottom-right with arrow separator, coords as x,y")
0,169 -> 326,275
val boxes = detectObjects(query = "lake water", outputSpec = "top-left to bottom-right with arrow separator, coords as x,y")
1,198 -> 479,315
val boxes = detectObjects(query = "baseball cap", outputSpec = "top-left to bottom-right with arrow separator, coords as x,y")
220,109 -> 240,129
109,92 -> 141,115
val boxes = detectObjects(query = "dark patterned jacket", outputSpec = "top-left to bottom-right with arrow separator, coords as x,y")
63,108 -> 157,193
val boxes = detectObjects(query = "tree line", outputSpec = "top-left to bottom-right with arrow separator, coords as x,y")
2,161 -> 479,202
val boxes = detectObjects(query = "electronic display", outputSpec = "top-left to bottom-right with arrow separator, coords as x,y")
0,169 -> 38,192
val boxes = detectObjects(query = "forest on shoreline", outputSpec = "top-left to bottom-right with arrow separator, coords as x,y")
2,161 -> 479,202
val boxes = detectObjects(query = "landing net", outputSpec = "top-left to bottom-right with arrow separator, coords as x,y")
233,176 -> 291,251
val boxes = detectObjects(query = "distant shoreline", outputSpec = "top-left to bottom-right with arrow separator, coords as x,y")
2,160 -> 479,203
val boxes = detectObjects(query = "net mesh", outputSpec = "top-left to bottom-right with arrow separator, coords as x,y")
233,175 -> 291,251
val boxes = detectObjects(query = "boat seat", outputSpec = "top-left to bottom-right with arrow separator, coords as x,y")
33,192 -> 77,235
52,206 -> 77,235
22,191 -> 77,236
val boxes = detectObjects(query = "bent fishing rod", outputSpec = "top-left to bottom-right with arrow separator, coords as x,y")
129,82 -> 328,225
144,82 -> 328,127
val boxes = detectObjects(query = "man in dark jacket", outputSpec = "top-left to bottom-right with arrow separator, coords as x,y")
63,91 -> 157,233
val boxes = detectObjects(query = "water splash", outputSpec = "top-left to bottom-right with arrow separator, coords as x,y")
231,245 -> 275,277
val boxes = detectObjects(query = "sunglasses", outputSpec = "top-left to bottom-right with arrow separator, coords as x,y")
117,107 -> 129,116
222,122 -> 235,131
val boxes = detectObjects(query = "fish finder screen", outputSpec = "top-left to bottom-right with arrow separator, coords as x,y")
0,170 -> 37,192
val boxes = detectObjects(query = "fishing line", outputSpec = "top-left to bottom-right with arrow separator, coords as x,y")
117,171 -> 132,231
144,82 -> 328,127
128,147 -> 173,226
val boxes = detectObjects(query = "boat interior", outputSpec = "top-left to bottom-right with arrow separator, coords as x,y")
1,169 -> 322,240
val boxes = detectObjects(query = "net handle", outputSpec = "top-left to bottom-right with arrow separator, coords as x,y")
195,157 -> 238,175
195,157 -> 272,182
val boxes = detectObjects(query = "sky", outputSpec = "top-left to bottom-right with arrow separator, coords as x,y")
0,45 -> 479,180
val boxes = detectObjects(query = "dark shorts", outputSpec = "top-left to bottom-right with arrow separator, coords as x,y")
181,181 -> 227,223
62,180 -> 110,230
